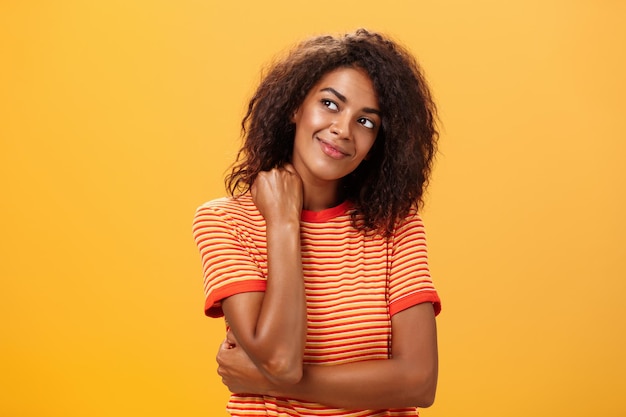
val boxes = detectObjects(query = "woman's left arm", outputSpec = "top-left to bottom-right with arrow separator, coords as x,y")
217,301 -> 438,409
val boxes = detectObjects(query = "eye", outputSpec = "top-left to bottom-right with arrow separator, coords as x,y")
321,99 -> 339,111
358,117 -> 376,129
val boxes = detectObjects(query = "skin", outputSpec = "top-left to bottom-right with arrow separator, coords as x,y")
221,163 -> 306,385
290,66 -> 381,211
218,67 -> 439,409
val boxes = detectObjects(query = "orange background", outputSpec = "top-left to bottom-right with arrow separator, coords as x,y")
1,1 -> 625,416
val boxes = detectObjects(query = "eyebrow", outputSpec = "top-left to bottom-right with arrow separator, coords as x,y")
320,87 -> 381,116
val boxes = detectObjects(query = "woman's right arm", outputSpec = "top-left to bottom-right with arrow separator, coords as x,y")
221,165 -> 307,385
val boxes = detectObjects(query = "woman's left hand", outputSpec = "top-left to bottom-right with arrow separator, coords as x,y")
216,330 -> 275,395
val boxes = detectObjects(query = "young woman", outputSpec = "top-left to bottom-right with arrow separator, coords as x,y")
193,28 -> 441,416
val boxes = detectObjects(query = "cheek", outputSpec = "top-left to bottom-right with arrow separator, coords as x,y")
360,135 -> 377,156
297,107 -> 326,129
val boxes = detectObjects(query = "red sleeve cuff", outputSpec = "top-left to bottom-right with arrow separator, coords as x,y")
204,280 -> 267,318
389,292 -> 441,317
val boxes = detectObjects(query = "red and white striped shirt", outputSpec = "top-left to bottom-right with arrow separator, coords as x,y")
193,193 -> 441,416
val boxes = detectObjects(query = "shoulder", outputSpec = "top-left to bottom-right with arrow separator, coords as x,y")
194,194 -> 261,223
387,209 -> 429,251
195,193 -> 253,213
193,194 -> 266,245
394,208 -> 426,234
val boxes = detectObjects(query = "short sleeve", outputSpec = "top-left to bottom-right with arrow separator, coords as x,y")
192,203 -> 267,318
387,213 -> 441,317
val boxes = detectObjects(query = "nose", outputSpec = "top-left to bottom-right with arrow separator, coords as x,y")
330,114 -> 351,140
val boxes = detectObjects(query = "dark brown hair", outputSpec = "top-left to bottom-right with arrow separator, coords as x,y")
226,28 -> 438,236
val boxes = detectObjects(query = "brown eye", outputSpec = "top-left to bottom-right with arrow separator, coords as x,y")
321,99 -> 339,111
358,117 -> 375,129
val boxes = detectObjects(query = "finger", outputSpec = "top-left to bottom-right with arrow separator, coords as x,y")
282,163 -> 296,174
216,340 -> 230,364
225,330 -> 237,346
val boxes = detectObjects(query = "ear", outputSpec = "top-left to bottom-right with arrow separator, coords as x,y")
291,107 -> 301,123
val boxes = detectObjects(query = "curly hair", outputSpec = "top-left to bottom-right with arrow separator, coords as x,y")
225,28 -> 438,237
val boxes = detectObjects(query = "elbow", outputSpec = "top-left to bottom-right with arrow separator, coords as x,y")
270,366 -> 303,386
260,355 -> 303,385
406,369 -> 438,408
415,389 -> 437,409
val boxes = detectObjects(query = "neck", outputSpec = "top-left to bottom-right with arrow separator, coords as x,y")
301,181 -> 343,212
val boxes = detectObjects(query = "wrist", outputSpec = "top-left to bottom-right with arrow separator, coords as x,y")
265,216 -> 300,230
266,379 -> 295,399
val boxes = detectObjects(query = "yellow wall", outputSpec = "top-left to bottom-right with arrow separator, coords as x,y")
1,1 -> 624,416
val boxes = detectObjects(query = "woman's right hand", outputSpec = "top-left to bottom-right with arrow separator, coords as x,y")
251,164 -> 302,225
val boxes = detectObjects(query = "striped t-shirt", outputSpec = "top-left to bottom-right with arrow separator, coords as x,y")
193,193 -> 441,417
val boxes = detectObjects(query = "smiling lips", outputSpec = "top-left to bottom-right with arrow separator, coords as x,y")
317,138 -> 349,159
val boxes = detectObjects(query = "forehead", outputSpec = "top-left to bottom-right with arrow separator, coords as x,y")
309,67 -> 379,105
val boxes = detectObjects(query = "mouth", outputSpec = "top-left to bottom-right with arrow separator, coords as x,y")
317,138 -> 350,159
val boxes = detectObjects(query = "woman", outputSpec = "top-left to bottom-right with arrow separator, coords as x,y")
193,28 -> 441,416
